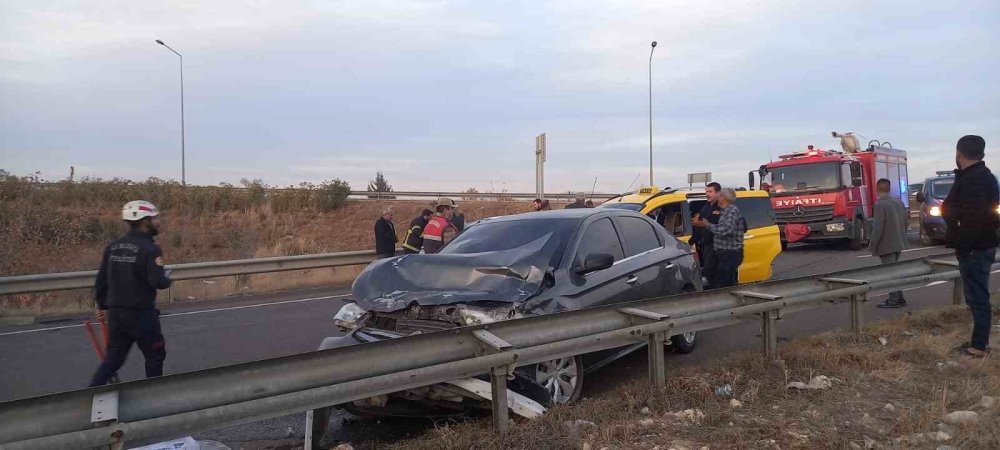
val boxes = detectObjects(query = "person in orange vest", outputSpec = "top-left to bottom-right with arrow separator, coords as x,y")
422,197 -> 456,254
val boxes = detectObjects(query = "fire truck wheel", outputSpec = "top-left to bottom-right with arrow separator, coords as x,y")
848,217 -> 864,250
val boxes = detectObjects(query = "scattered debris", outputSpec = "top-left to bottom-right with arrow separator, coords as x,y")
787,375 -> 833,390
562,419 -> 596,438
878,336 -> 889,346
729,399 -> 743,409
894,431 -> 951,445
786,430 -> 809,443
641,407 -> 652,415
332,444 -> 354,450
903,330 -> 916,337
665,409 -> 705,424
714,384 -> 733,397
639,418 -> 657,427
974,396 -> 998,410
863,435 -> 876,449
582,443 -> 593,450
936,446 -> 956,450
849,442 -> 862,450
942,410 -> 979,425
883,403 -> 896,413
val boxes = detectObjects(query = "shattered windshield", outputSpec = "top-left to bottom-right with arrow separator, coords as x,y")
441,218 -> 577,268
767,163 -> 840,194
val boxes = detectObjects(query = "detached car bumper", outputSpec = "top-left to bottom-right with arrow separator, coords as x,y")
318,328 -> 547,418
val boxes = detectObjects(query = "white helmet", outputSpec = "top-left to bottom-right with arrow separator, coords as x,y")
122,200 -> 160,221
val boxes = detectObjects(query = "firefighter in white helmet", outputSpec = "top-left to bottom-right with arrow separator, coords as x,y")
89,200 -> 172,386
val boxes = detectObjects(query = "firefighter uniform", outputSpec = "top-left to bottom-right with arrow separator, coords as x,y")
402,215 -> 430,254
421,214 -> 451,254
89,204 -> 172,386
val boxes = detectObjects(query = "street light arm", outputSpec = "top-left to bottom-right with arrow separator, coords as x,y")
156,40 -> 183,58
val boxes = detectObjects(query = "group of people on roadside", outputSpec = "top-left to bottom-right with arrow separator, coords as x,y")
689,183 -> 747,289
374,197 -> 465,257
529,192 -> 594,211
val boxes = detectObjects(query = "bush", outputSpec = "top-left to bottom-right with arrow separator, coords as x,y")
317,179 -> 351,211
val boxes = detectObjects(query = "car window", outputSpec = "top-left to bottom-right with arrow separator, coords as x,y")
441,218 -> 577,268
574,218 -> 625,266
617,216 -> 662,257
736,197 -> 776,229
651,202 -> 686,237
600,203 -> 643,211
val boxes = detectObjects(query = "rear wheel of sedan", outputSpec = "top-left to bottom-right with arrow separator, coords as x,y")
670,331 -> 697,353
533,355 -> 583,405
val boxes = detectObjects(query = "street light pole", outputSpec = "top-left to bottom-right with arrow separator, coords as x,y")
156,39 -> 186,186
648,41 -> 657,187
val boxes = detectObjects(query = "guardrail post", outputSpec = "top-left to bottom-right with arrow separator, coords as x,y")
850,293 -> 866,336
952,278 -> 965,306
490,366 -> 509,434
761,310 -> 778,358
647,331 -> 666,388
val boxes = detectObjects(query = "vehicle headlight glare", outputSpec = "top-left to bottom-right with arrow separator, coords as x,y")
334,303 -> 367,330
929,206 -> 941,217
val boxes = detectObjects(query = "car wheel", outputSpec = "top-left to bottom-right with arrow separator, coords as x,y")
919,223 -> 934,247
533,355 -> 583,405
848,217 -> 863,250
670,331 -> 697,354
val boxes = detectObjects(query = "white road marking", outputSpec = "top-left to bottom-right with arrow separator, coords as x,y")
856,246 -> 943,258
0,294 -> 351,337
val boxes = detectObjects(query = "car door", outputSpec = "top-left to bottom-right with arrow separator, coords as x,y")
613,214 -> 680,300
734,195 -> 781,283
562,217 -> 635,308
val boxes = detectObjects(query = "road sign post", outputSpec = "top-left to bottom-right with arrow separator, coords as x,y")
687,172 -> 711,187
535,134 -> 546,200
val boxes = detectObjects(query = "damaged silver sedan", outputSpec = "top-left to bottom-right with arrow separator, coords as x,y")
315,208 -> 702,424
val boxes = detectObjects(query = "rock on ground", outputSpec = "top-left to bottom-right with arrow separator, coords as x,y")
942,410 -> 979,425
787,375 -> 833,390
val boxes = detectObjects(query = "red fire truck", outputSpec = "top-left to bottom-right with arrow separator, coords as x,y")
749,139 -> 908,249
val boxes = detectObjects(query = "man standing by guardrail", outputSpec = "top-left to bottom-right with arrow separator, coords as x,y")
695,187 -> 746,288
89,201 -> 173,386
944,135 -> 999,358
374,207 -> 397,259
691,182 -> 722,285
870,178 -> 908,308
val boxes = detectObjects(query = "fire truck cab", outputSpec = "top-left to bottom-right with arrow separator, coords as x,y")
750,142 -> 908,250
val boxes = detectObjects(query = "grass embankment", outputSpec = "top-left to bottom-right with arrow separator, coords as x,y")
387,307 -> 1000,450
0,176 -> 534,316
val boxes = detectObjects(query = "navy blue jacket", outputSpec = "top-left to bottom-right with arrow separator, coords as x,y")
95,230 -> 172,310
943,161 -> 1000,251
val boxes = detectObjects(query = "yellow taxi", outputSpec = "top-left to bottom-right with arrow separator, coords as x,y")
600,186 -> 781,284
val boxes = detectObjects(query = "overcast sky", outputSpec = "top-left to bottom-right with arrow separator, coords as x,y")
2,0 -> 997,193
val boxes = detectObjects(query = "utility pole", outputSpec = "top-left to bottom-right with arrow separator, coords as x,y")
156,39 -> 186,186
648,41 -> 657,186
535,133 -> 546,200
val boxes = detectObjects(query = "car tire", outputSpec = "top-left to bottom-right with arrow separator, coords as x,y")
670,331 -> 697,354
919,223 -> 935,247
532,355 -> 584,405
848,217 -> 864,250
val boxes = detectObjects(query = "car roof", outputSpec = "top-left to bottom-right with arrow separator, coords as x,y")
603,186 -> 768,207
475,207 -> 642,224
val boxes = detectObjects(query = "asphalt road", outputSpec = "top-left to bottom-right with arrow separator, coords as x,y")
0,233 -> 992,447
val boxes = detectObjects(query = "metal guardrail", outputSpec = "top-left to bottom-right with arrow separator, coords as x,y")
0,250 -> 380,296
0,251 -> 980,449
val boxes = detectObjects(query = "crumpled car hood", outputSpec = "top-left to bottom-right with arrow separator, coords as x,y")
352,236 -> 551,312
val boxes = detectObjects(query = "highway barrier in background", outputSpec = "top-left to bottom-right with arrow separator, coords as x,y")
0,250 -> 382,296
0,250 -> 984,449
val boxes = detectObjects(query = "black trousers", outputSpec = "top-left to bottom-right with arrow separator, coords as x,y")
89,308 -> 166,386
713,250 -> 743,289
700,246 -> 717,287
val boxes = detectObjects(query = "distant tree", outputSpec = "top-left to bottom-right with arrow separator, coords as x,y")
366,171 -> 395,199
462,187 -> 482,201
318,179 -> 352,211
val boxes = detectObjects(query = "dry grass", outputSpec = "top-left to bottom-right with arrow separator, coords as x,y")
0,176 -> 537,315
382,307 -> 1000,450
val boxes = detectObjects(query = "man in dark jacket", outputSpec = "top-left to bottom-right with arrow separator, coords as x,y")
374,208 -> 397,259
870,179 -> 909,308
943,135 -> 999,358
691,182 -> 722,285
402,209 -> 433,254
90,200 -> 172,386
565,193 -> 588,209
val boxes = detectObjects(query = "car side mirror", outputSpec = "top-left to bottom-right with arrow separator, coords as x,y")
576,253 -> 614,275
915,192 -> 925,203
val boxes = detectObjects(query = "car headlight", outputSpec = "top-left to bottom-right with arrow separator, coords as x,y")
825,223 -> 845,233
929,206 -> 941,217
334,303 -> 367,331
